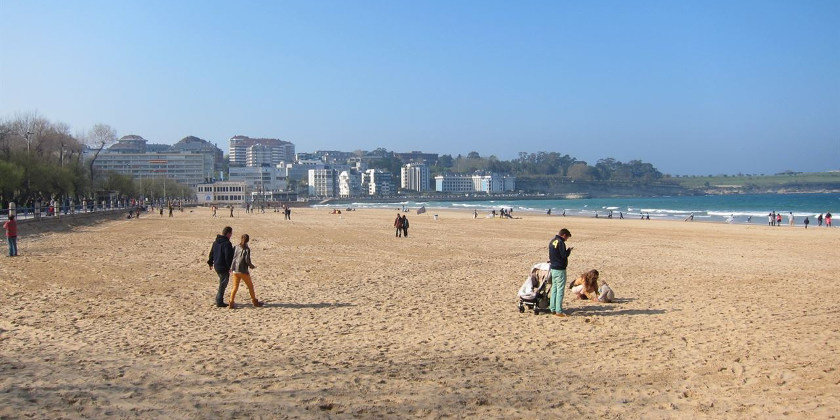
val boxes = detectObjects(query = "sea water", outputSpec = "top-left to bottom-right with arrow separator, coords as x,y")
329,193 -> 840,224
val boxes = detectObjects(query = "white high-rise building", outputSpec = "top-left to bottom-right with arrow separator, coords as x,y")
338,170 -> 363,198
229,136 -> 295,167
434,172 -> 515,193
400,163 -> 430,192
363,169 -> 392,196
245,144 -> 273,167
308,168 -> 338,197
229,166 -> 288,192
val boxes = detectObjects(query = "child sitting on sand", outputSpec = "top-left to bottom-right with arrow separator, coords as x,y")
569,269 -> 615,303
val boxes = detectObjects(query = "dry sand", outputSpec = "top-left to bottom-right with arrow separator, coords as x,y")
1,207 -> 838,418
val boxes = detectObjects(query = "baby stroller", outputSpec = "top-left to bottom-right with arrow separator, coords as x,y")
518,262 -> 552,314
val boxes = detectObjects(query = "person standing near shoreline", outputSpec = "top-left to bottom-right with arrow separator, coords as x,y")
208,226 -> 234,308
548,228 -> 573,317
4,214 -> 18,257
817,214 -> 823,226
826,212 -> 832,227
788,212 -> 794,227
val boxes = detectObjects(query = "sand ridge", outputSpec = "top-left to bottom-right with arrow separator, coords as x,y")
1,208 -> 838,418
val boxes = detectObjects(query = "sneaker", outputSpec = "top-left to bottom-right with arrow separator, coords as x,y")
216,303 -> 227,308
554,312 -> 569,317
253,301 -> 264,307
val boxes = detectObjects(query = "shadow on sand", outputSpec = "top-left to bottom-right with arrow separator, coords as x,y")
262,302 -> 355,309
569,304 -> 666,317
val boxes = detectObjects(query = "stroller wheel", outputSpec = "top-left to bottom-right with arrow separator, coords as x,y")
518,304 -> 525,313
533,307 -> 540,315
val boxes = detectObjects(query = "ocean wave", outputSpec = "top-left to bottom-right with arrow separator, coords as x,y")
640,208 -> 702,215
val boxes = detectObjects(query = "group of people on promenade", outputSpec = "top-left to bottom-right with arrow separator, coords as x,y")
394,213 -> 410,237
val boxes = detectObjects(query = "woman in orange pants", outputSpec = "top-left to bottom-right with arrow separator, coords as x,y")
229,234 -> 263,309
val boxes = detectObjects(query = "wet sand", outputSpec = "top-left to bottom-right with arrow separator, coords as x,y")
1,208 -> 838,418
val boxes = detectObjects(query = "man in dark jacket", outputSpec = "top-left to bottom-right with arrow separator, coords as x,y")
548,228 -> 573,317
208,226 -> 234,307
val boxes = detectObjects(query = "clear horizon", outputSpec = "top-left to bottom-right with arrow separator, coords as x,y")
2,1 -> 838,175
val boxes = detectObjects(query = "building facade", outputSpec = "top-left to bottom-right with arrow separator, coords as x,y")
434,172 -> 516,193
363,169 -> 393,196
229,135 -> 295,167
308,168 -> 338,197
400,163 -> 430,192
229,166 -> 288,193
434,174 -> 474,193
92,135 -> 220,186
195,181 -> 247,205
338,170 -> 363,198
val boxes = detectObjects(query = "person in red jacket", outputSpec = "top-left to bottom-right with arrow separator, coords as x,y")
4,214 -> 18,257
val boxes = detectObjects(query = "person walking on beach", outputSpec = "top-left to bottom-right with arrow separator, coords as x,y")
548,228 -> 573,317
229,205 -> 234,218
826,212 -> 832,227
394,213 -> 403,237
475,209 -> 479,219
804,217 -> 810,229
401,214 -> 409,237
776,213 -> 782,227
208,226 -> 235,307
788,212 -> 795,227
229,234 -> 263,309
284,204 -> 291,220
4,214 -> 18,257
817,214 -> 823,226
769,212 -> 774,226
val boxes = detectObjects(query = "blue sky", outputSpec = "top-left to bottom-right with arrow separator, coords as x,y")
1,0 -> 838,175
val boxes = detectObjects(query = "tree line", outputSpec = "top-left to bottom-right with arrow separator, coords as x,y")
0,113 -> 193,210
367,149 -> 665,183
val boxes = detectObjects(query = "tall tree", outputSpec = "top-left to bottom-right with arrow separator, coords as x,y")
86,124 -> 117,183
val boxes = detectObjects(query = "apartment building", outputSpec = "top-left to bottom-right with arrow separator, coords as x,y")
228,166 -> 288,192
435,172 -> 516,193
92,135 -> 219,186
308,168 -> 338,197
400,163 -> 430,191
195,181 -> 248,205
228,135 -> 295,167
338,170 -> 363,198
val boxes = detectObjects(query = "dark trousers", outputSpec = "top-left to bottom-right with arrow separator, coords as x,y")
402,227 -> 408,237
7,237 -> 17,256
395,228 -> 401,237
216,270 -> 230,305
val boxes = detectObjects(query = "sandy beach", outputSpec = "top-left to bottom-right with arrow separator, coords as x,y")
1,207 -> 838,418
